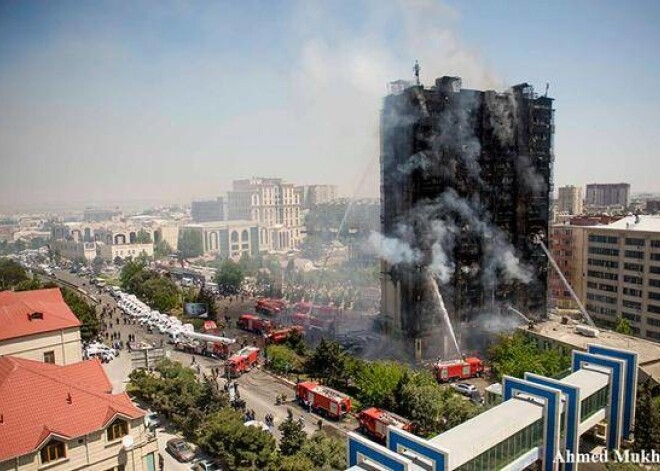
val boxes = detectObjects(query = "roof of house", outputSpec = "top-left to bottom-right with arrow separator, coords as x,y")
0,288 -> 81,341
0,356 -> 144,462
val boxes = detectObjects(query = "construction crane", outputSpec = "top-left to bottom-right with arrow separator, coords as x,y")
532,233 -> 596,327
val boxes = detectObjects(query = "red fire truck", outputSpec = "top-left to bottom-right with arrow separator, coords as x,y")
296,381 -> 351,420
174,339 -> 230,358
255,298 -> 286,316
433,356 -> 484,383
357,407 -> 413,441
225,347 -> 260,377
266,325 -> 304,344
237,314 -> 274,334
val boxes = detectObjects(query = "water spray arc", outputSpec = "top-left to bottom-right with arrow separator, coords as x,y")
426,268 -> 462,359
532,234 -> 596,327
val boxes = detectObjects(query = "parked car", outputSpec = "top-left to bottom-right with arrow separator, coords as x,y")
144,411 -> 161,429
452,382 -> 478,397
166,438 -> 195,462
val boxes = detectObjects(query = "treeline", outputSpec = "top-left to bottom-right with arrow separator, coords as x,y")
0,258 -> 99,341
128,359 -> 345,470
267,338 -> 480,438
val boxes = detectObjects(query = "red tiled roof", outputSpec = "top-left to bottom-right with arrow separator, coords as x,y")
0,288 -> 82,341
0,356 -> 144,462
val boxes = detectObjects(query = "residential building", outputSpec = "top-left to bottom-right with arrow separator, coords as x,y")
347,344 -> 639,471
191,197 -> 224,223
97,242 -> 154,262
557,185 -> 583,215
182,220 -> 260,260
581,215 -> 660,342
0,356 -> 158,471
549,224 -> 586,309
296,185 -> 338,209
51,240 -> 98,262
585,183 -> 630,208
227,178 -> 303,252
0,288 -> 82,365
380,77 -> 553,355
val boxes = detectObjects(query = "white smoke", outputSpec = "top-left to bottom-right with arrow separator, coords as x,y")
368,231 -> 419,265
428,220 -> 456,284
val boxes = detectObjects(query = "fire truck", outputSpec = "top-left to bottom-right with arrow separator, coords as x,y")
174,339 -> 230,358
255,298 -> 286,316
225,347 -> 260,377
296,381 -> 351,420
266,325 -> 304,344
237,314 -> 274,334
433,356 -> 484,383
357,407 -> 413,441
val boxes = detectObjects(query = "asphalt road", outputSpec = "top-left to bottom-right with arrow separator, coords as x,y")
52,269 -> 354,468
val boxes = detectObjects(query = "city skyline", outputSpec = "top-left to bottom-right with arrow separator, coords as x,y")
1,1 -> 659,211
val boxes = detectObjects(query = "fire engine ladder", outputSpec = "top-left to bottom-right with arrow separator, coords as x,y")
533,235 -> 596,327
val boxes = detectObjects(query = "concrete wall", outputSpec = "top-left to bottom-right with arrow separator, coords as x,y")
0,328 -> 82,365
0,418 -> 158,471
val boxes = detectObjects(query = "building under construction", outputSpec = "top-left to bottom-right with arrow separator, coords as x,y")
379,76 -> 554,357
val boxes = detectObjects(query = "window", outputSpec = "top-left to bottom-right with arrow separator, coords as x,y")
43,351 -> 55,364
650,279 -> 660,288
623,275 -> 642,285
587,270 -> 618,281
647,330 -> 660,341
41,440 -> 66,463
647,317 -> 660,327
651,240 -> 660,248
650,292 -> 660,301
625,250 -> 644,260
624,262 -> 643,272
652,254 -> 660,261
649,305 -> 660,314
589,234 -> 618,244
625,238 -> 645,246
597,283 -> 617,293
588,258 -> 619,269
623,287 -> 642,297
651,266 -> 660,275
623,300 -> 641,310
622,312 -> 641,323
107,419 -> 129,441
587,293 -> 617,304
589,247 -> 619,257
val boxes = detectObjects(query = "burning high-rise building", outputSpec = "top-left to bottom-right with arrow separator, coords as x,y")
378,76 -> 554,357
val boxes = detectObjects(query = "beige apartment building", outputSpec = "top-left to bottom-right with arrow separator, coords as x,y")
556,185 -> 583,215
0,288 -> 82,365
0,356 -> 158,471
582,215 -> 660,342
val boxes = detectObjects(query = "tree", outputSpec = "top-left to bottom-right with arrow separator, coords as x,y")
154,239 -> 173,259
92,256 -> 104,275
615,316 -> 633,336
267,345 -> 304,375
279,409 -> 307,456
0,258 -> 28,289
354,361 -> 407,410
120,259 -> 147,289
178,229 -> 204,258
300,432 -> 346,470
300,235 -> 324,261
196,287 -> 218,318
305,339 -> 349,388
136,229 -> 152,244
215,259 -> 244,292
633,378 -> 660,453
196,407 -> 276,470
60,287 -> 100,342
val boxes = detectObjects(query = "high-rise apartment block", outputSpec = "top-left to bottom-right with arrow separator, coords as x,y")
557,185 -> 583,215
191,197 -> 224,222
227,178 -> 303,252
380,76 -> 553,350
581,215 -> 660,342
585,183 -> 630,207
296,185 -> 338,209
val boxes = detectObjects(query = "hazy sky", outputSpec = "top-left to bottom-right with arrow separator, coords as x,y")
1,0 -> 659,210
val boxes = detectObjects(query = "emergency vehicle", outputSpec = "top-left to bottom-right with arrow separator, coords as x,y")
237,314 -> 274,334
266,325 -> 304,344
295,381 -> 351,420
357,407 -> 413,441
225,347 -> 260,377
174,339 -> 230,358
433,356 -> 484,382
255,298 -> 286,316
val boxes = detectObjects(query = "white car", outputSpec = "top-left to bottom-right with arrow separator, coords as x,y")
452,383 -> 478,397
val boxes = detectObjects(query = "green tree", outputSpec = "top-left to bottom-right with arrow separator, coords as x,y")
60,287 -> 100,342
215,259 -> 244,291
279,409 -> 307,456
634,378 -> 660,453
300,432 -> 346,470
0,258 -> 28,289
136,229 -> 152,244
284,329 -> 307,356
354,361 -> 407,410
141,276 -> 180,312
178,229 -> 204,258
267,345 -> 304,375
196,407 -> 276,470
196,286 -> 218,318
120,259 -> 147,289
615,316 -> 633,335
153,239 -> 173,259
14,276 -> 42,292
305,339 -> 349,388
92,256 -> 104,275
